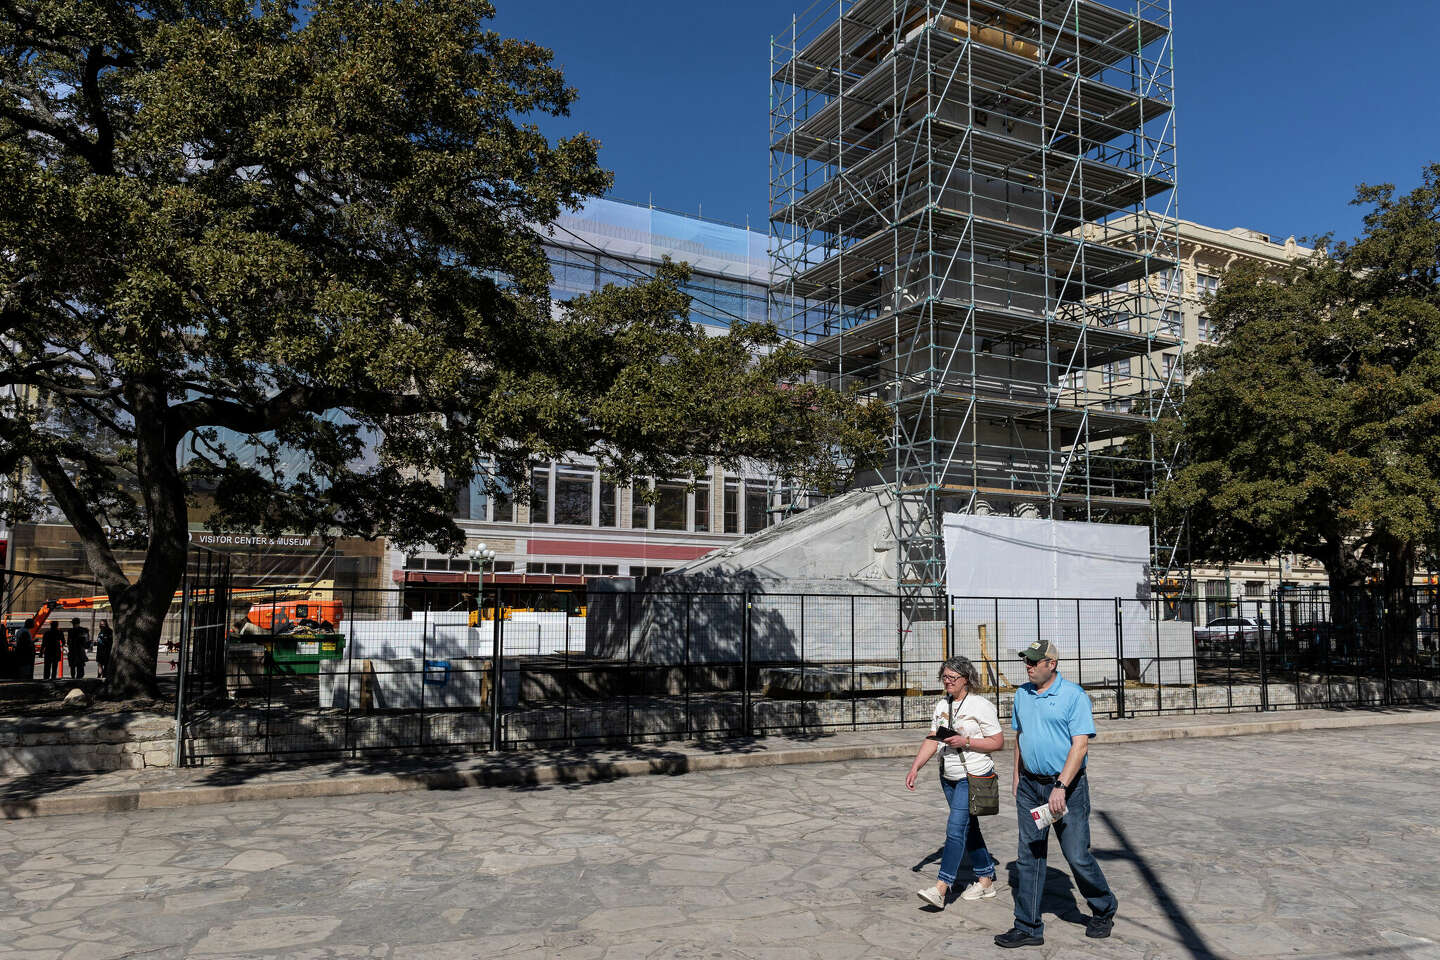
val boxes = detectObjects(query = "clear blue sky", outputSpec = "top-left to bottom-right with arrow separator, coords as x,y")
493,0 -> 1438,244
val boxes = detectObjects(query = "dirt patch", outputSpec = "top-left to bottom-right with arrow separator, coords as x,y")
0,680 -> 172,720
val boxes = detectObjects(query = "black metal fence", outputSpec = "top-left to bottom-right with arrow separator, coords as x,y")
1,568 -> 118,684
171,583 -> 1440,764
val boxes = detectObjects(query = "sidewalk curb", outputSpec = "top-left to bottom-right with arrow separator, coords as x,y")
4,708 -> 1437,819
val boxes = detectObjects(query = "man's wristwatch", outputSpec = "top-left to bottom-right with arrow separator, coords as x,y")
1053,779 -> 1068,791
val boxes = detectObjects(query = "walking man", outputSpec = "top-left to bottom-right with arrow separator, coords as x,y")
994,638 -> 1117,949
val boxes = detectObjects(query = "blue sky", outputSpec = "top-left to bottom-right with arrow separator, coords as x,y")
494,0 -> 1438,244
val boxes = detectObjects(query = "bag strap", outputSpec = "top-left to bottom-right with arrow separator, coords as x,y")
950,693 -> 970,777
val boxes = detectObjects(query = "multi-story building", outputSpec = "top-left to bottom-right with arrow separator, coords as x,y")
392,198 -> 804,607
1082,217 -> 1389,614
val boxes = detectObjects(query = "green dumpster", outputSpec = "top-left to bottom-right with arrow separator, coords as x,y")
266,633 -> 346,675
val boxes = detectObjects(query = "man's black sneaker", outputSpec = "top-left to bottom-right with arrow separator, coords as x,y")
1086,916 -> 1115,939
994,928 -> 1044,948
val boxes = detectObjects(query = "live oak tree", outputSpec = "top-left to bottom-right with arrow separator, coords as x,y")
0,0 -> 887,698
1155,163 -> 1440,598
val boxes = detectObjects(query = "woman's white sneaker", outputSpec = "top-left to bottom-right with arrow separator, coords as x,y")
917,885 -> 946,909
961,880 -> 997,901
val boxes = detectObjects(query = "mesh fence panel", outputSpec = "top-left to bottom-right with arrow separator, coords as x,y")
169,584 -> 1440,763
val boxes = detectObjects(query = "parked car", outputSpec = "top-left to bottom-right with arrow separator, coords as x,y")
1194,616 -> 1269,651
1291,620 -> 1335,645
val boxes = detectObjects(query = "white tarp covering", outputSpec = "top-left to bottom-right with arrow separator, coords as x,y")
943,514 -> 1186,686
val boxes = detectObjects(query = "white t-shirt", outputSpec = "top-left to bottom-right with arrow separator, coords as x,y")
931,694 -> 1003,780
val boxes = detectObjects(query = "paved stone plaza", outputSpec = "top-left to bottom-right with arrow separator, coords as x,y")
1,725 -> 1437,959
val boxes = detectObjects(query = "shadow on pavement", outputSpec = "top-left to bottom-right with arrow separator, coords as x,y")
188,730 -> 846,792
1002,861 -> 1088,928
1096,809 -> 1220,960
0,771 -> 97,814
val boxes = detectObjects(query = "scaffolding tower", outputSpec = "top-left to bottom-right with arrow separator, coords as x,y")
769,0 -> 1181,610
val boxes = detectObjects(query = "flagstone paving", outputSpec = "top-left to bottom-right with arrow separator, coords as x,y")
1,725 -> 1437,959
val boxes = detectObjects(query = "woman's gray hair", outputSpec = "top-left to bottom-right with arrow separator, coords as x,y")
938,656 -> 981,691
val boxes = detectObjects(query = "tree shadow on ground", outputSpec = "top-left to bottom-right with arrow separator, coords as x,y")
0,771 -> 96,814
187,727 -> 848,791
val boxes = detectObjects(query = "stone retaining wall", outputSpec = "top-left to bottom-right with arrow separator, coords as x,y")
0,714 -> 176,775
4,677 -> 1438,773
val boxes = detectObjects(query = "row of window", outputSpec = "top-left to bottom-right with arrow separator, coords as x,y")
453,466 -> 787,536
1159,309 -> 1215,341
545,246 -> 767,327
409,558 -> 517,573
1153,267 -> 1220,297
406,559 -> 668,578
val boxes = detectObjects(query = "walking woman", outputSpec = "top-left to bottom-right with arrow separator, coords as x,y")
906,656 -> 1004,910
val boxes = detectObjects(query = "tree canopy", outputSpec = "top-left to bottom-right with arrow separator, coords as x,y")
0,0 -> 887,696
1155,163 -> 1440,593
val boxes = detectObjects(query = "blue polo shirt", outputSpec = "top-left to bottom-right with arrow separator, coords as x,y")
1010,673 -> 1096,776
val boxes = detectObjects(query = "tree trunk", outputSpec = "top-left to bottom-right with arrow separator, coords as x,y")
1381,543 -> 1418,674
107,578 -> 179,700
100,380 -> 192,700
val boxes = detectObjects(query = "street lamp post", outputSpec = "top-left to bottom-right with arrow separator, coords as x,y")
469,543 -> 502,750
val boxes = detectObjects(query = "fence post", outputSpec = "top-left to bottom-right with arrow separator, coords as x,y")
742,591 -> 752,737
171,559 -> 192,768
419,590 -> 430,749
344,586 -> 356,759
563,590 -> 572,746
625,591 -> 634,743
684,594 -> 692,741
489,586 -> 504,752
799,595 -> 806,734
840,595 -> 852,731
1114,598 -> 1126,719
1379,591 -> 1393,707
1257,598 -> 1270,712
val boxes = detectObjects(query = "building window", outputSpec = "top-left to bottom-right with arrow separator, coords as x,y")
493,475 -> 515,523
694,481 -> 710,532
1101,359 -> 1131,384
1160,309 -> 1183,337
744,481 -> 771,533
1155,267 -> 1184,294
655,480 -> 687,531
1198,314 -> 1215,341
1161,353 -> 1177,379
631,480 -> 651,529
600,480 -> 618,527
1244,580 -> 1266,597
724,479 -> 740,534
1197,273 -> 1220,296
530,465 -> 551,524
554,465 -> 594,526
1102,399 -> 1132,413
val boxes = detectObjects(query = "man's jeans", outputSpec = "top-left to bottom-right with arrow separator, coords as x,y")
938,776 -> 998,886
1013,773 -> 1117,936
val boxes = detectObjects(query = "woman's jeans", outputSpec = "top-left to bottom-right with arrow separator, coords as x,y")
1013,773 -> 1117,936
938,775 -> 998,886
